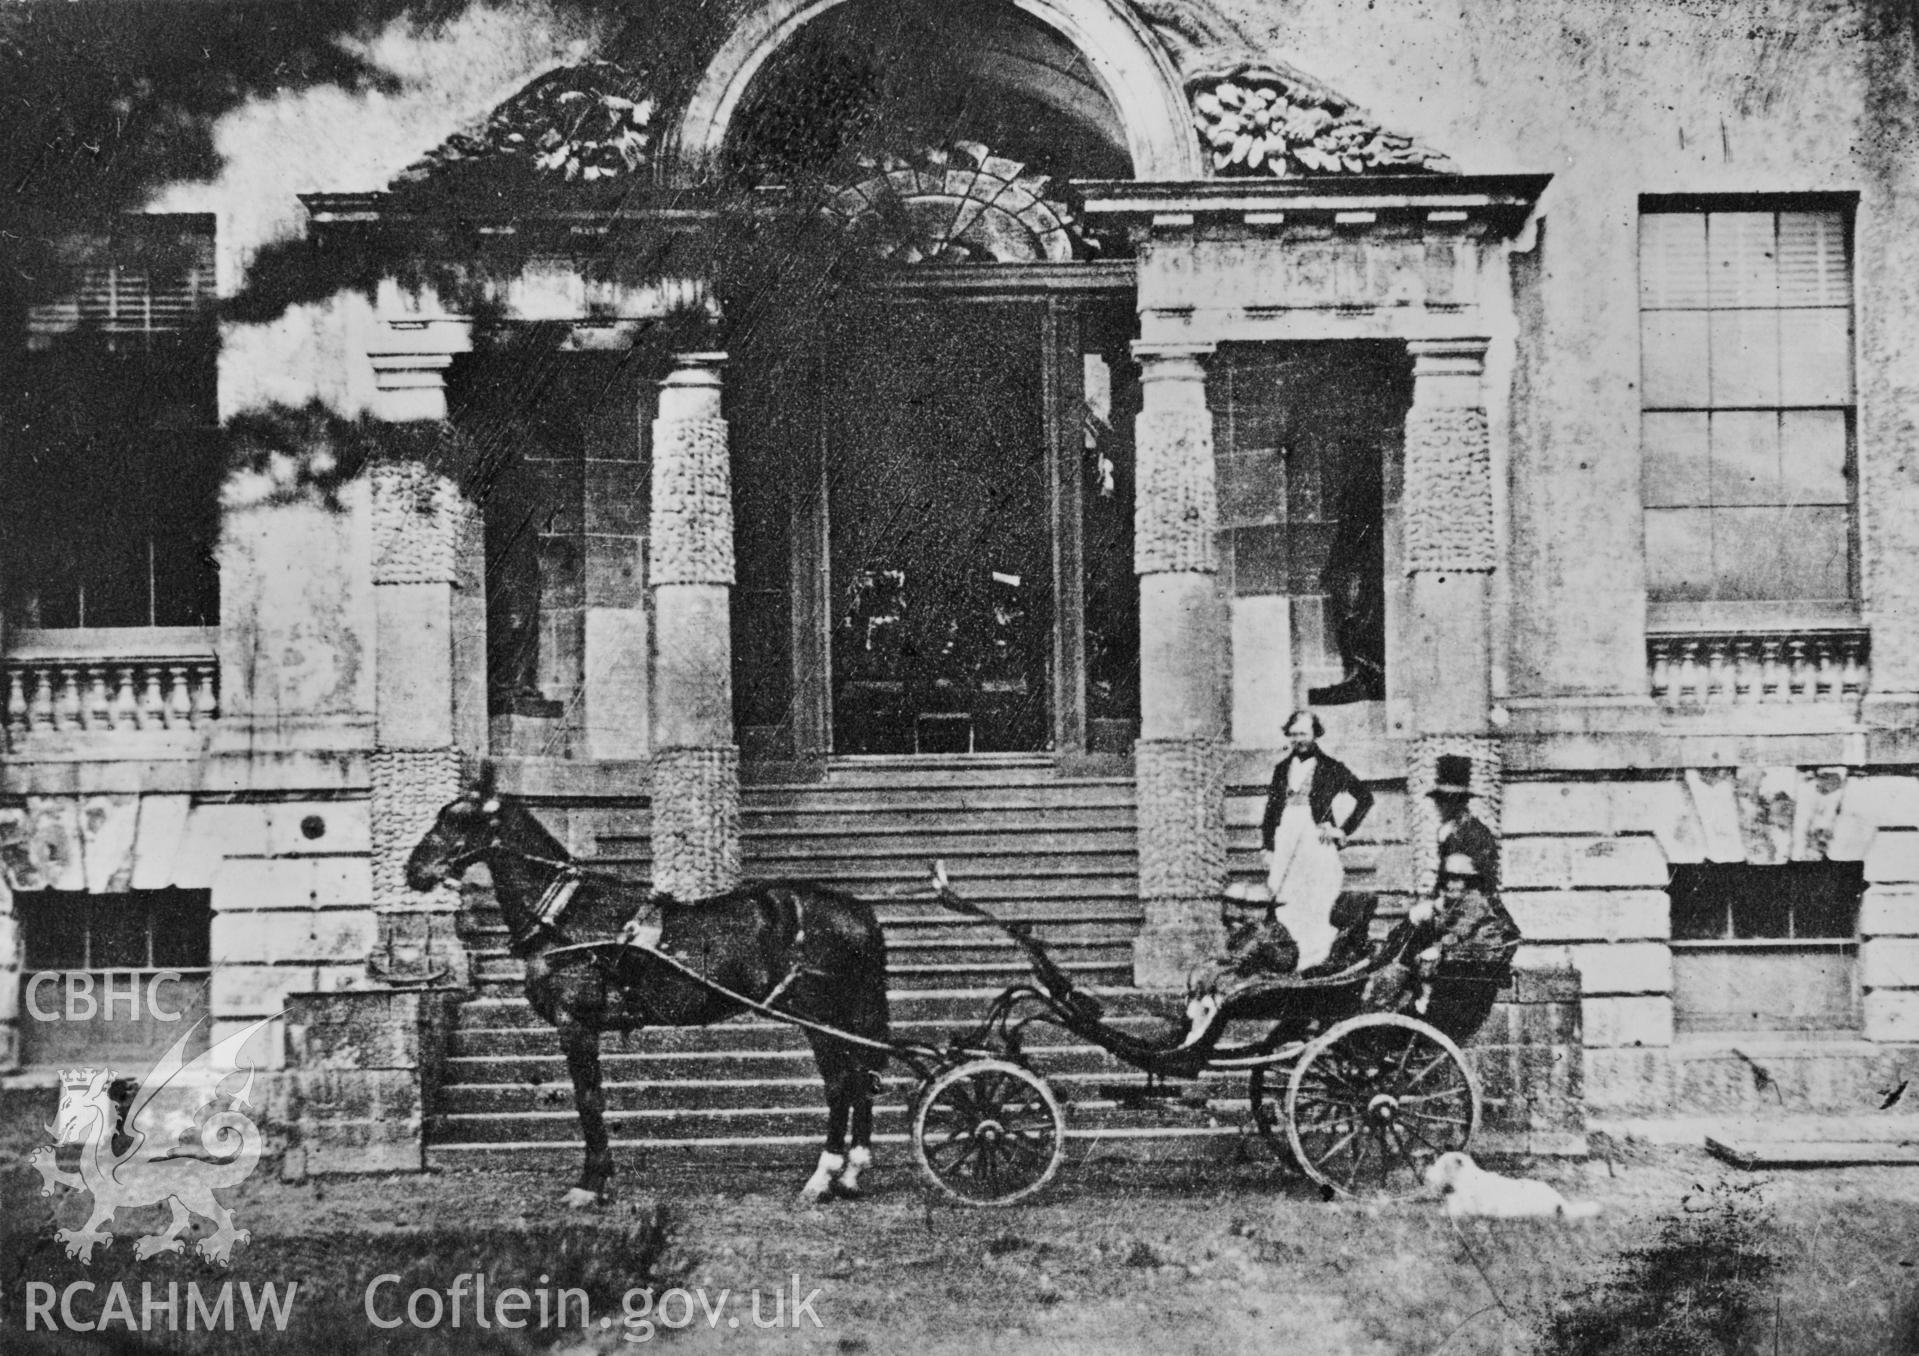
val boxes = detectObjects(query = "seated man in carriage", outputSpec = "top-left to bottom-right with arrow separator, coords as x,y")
1364,851 -> 1523,1016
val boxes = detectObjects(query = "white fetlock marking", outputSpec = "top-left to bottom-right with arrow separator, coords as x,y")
799,1151 -> 845,1201
839,1146 -> 873,1192
562,1187 -> 601,1210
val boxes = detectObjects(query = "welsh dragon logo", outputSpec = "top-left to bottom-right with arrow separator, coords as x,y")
28,1015 -> 275,1265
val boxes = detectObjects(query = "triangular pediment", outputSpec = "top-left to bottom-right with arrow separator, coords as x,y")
390,60 -> 658,193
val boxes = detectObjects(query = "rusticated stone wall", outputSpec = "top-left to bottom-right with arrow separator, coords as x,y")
1402,405 -> 1494,575
648,415 -> 735,587
650,745 -> 742,900
1133,407 -> 1219,575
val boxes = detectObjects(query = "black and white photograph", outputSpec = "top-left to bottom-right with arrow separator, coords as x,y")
0,0 -> 1916,1351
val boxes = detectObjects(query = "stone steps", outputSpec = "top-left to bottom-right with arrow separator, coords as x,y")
434,768 -> 1162,1158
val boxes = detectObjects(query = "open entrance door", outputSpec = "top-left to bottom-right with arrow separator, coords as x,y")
825,300 -> 1048,754
731,287 -> 1138,763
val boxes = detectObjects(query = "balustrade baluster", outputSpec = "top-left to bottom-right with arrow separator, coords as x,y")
1730,639 -> 1756,703
190,664 -> 218,726
6,670 -> 26,733
1648,640 -> 1672,700
1841,638 -> 1866,697
165,665 -> 192,729
83,665 -> 113,730
1758,638 -> 1783,703
1704,639 -> 1730,701
113,667 -> 138,729
140,666 -> 164,726
1677,640 -> 1703,702
30,668 -> 55,730
1815,642 -> 1838,700
54,667 -> 82,731
1785,640 -> 1809,699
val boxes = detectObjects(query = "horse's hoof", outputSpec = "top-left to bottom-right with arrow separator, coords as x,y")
563,1187 -> 603,1210
829,1180 -> 864,1201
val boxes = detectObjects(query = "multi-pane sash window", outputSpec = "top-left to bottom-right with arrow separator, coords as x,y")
1640,202 -> 1855,603
26,216 -> 217,348
4,215 -> 220,630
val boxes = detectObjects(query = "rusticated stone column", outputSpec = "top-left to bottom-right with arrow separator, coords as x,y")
1403,338 -> 1498,882
369,457 -> 475,986
649,353 -> 741,900
1131,342 -> 1227,990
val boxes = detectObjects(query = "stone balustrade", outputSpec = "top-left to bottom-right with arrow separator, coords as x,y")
4,629 -> 219,737
1647,629 -> 1869,705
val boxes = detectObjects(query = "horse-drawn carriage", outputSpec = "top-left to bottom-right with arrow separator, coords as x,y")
408,787 -> 1518,1208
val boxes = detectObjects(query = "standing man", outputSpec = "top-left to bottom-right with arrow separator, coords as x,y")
1260,710 -> 1376,861
1258,711 -> 1375,969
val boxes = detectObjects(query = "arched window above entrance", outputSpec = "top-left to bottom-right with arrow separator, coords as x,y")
725,0 -> 1133,187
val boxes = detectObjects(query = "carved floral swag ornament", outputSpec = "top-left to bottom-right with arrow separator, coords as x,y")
1190,62 -> 1455,177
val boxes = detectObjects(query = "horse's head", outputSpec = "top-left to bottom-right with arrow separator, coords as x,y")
406,782 -> 504,892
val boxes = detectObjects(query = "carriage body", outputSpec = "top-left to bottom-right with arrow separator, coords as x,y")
910,890 -> 1519,1206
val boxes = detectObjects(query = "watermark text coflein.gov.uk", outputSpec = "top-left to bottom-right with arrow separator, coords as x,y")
363,1272 -> 826,1342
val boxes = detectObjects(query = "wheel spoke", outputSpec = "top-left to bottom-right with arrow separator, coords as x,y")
937,1135 -> 984,1172
1398,1052 -> 1458,1092
1395,1086 -> 1473,1106
1379,1122 -> 1430,1190
1341,1129 -> 1374,1192
1396,1115 -> 1452,1158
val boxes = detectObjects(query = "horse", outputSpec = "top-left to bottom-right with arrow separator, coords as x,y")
404,776 -> 892,1207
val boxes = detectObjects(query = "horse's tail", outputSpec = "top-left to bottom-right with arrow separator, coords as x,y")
780,881 -> 890,1059
929,860 -> 994,922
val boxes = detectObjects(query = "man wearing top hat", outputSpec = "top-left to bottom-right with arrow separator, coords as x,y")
1428,752 -> 1498,896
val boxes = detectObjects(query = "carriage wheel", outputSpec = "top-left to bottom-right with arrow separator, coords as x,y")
1246,1067 -> 1286,1141
913,1058 -> 1066,1207
1246,1065 -> 1301,1172
1284,1013 -> 1479,1200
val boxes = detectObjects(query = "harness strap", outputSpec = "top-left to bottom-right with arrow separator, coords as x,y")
533,870 -> 583,930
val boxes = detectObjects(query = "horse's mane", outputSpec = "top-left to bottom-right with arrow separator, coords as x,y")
497,796 -> 573,861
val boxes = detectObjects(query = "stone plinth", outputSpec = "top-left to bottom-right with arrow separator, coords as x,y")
283,987 -> 460,1176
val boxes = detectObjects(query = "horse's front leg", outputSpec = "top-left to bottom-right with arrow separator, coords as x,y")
799,1037 -> 852,1204
557,1017 -> 614,1208
838,1073 -> 878,1197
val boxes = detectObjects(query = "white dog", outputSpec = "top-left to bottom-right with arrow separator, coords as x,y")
1424,1151 -> 1600,1221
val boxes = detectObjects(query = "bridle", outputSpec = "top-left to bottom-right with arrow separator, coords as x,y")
435,813 -> 660,954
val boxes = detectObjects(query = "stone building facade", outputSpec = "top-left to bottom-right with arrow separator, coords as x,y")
2,0 -> 1917,1151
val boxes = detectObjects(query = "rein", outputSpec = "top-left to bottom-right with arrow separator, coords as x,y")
474,837 -> 657,953
542,936 -> 940,1067
463,826 -> 943,1075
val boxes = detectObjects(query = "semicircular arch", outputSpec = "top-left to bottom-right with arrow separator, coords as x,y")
672,0 -> 1200,182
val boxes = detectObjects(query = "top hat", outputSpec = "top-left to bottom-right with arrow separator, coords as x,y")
1428,753 -> 1475,798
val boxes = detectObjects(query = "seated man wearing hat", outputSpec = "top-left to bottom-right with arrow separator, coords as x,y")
1428,753 -> 1498,895
1361,757 -> 1519,1015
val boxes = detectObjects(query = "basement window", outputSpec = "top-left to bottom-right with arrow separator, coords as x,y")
1668,861 -> 1863,1037
15,889 -> 212,1069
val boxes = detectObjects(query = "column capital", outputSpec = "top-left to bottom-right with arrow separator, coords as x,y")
1131,340 -> 1216,378
1408,337 -> 1490,387
661,351 -> 729,390
368,352 -> 456,423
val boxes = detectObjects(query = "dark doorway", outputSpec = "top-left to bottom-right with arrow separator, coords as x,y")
825,301 -> 1050,754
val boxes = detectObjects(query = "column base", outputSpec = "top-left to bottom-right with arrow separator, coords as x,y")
1132,898 -> 1226,992
652,745 -> 742,900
